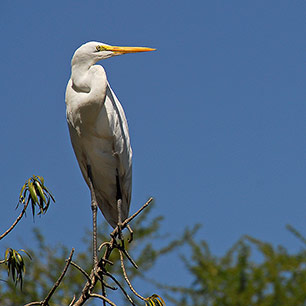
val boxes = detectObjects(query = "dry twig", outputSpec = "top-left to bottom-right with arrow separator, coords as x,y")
0,198 -> 30,241
25,249 -> 74,306
73,198 -> 153,306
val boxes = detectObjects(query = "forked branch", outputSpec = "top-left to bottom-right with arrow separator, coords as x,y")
72,198 -> 154,306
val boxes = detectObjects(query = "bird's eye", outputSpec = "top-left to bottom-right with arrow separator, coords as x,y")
96,45 -> 107,52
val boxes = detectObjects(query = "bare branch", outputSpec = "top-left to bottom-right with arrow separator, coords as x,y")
70,261 -> 91,282
89,293 -> 117,306
98,241 -> 111,252
119,250 -> 146,301
105,272 -> 135,305
111,197 -> 153,237
25,249 -> 74,306
120,248 -> 138,269
0,198 -> 30,241
68,295 -> 76,306
43,248 -> 74,304
71,199 -> 153,306
123,197 -> 153,227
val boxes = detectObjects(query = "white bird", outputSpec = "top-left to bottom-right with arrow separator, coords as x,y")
65,42 -> 155,230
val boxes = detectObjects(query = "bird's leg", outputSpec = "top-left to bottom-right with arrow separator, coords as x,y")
117,198 -> 123,241
87,165 -> 98,270
114,170 -> 124,244
110,170 -> 134,246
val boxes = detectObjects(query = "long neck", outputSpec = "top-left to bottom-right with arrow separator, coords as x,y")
70,61 -> 108,116
71,61 -> 93,93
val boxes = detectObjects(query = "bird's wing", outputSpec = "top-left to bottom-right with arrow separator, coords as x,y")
106,82 -> 132,209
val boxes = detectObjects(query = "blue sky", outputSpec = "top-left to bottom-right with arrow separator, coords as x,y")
1,1 -> 306,304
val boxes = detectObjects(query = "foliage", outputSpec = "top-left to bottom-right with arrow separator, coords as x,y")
1,176 -> 306,305
145,294 -> 165,306
2,248 -> 31,290
18,175 -> 55,217
163,225 -> 306,306
0,175 -> 55,290
0,204 -> 176,306
2,218 -> 306,306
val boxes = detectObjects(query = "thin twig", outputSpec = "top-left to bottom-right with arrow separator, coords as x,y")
43,248 -> 74,304
25,251 -> 76,306
102,282 -> 107,306
123,197 -> 153,227
73,198 -> 152,306
69,295 -> 76,306
98,241 -> 111,252
119,250 -> 146,301
102,280 -> 116,290
0,198 -> 30,241
127,224 -> 133,243
105,272 -> 135,305
120,248 -> 138,269
95,269 -> 116,290
112,198 -> 153,237
89,293 -> 117,306
101,258 -> 113,265
70,261 -> 91,282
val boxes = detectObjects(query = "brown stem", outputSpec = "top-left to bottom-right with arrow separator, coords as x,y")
73,198 -> 152,306
0,198 -> 30,241
105,272 -> 135,305
70,261 -> 91,282
119,250 -> 146,301
25,249 -> 75,306
89,293 -> 117,306
43,248 -> 75,304
111,197 -> 153,237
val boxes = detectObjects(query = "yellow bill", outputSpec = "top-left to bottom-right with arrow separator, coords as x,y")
96,44 -> 156,54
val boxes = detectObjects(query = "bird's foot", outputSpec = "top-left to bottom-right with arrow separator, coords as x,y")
109,221 -> 133,246
110,222 -> 124,247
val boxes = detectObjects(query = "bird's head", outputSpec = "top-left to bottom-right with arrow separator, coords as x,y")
71,41 -> 155,67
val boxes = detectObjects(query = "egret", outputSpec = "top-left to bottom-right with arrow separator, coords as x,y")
65,41 -> 155,264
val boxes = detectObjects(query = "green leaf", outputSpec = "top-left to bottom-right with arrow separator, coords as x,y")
19,184 -> 26,202
37,175 -> 44,186
5,248 -> 11,261
154,298 -> 163,306
31,199 -> 36,218
34,180 -> 46,204
19,249 -> 32,260
42,184 -> 55,202
28,180 -> 38,204
146,295 -> 165,306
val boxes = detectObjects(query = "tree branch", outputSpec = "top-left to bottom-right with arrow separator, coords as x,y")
70,261 -> 91,283
105,271 -> 135,305
89,293 -> 117,306
44,248 -> 74,304
0,198 -> 30,241
111,197 -> 153,237
119,250 -> 146,301
25,248 -> 74,306
73,198 -> 152,306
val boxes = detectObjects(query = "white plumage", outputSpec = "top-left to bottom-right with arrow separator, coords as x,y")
65,42 -> 154,228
